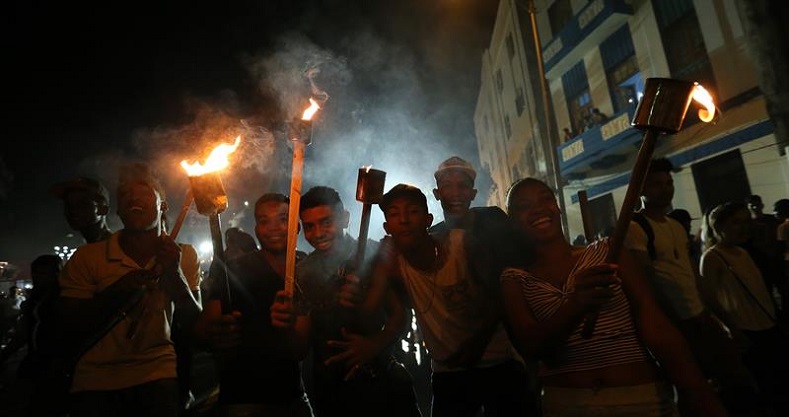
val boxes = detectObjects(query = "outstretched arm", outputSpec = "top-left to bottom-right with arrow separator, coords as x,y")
619,249 -> 727,417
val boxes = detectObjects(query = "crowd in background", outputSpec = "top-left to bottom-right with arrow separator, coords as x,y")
0,155 -> 788,417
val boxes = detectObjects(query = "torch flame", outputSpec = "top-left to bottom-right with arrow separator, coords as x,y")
301,98 -> 321,121
692,84 -> 716,123
363,165 -> 373,173
180,136 -> 241,177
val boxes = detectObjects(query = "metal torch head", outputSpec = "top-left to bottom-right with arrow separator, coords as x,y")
188,172 -> 229,216
632,78 -> 697,134
288,118 -> 313,145
356,167 -> 387,204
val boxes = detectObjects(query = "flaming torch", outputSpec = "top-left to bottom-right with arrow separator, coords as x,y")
581,78 -> 716,338
354,166 -> 387,268
284,99 -> 321,297
181,137 -> 241,313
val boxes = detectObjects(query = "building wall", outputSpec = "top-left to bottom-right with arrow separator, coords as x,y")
475,0 -> 552,206
477,0 -> 789,239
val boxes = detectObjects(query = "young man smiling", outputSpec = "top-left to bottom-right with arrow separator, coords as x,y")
293,185 -> 421,417
194,192 -> 313,416
56,163 -> 202,417
361,184 -> 537,417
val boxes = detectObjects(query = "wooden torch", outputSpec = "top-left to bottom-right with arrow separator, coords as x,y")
581,78 -> 716,338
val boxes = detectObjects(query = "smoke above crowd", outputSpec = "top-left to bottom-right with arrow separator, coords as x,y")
2,0 -> 498,266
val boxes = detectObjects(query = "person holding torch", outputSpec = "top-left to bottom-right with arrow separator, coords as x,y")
55,163 -> 202,417
500,178 -> 727,417
193,193 -> 313,416
282,185 -> 421,417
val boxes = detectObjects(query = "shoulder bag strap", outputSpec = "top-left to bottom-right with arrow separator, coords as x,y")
711,249 -> 777,323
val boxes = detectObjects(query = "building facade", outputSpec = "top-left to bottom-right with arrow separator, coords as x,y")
475,0 -> 789,239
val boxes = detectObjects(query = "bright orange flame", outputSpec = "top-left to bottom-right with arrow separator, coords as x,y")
180,136 -> 241,177
301,98 -> 321,121
692,84 -> 715,123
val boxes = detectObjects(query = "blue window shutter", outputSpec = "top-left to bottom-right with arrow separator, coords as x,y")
600,24 -> 635,71
562,61 -> 589,99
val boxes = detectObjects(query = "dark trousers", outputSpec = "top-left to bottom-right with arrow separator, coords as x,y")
431,360 -> 540,417
742,326 -> 789,416
70,378 -> 180,417
312,360 -> 422,417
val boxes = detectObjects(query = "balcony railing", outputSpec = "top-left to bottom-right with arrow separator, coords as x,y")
542,0 -> 633,80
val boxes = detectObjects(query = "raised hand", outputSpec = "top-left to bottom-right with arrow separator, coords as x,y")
270,290 -> 297,329
338,274 -> 362,308
207,310 -> 242,350
569,263 -> 620,312
324,328 -> 379,381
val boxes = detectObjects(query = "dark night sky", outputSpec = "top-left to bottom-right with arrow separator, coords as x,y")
1,0 -> 500,272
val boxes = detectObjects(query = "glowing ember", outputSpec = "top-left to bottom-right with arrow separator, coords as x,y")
692,84 -> 715,123
301,98 -> 321,121
181,136 -> 241,177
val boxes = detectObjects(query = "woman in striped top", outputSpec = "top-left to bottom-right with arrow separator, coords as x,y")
500,178 -> 726,417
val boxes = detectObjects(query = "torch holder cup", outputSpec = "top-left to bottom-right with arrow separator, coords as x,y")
632,78 -> 697,134
356,168 -> 387,204
188,172 -> 229,216
288,118 -> 313,145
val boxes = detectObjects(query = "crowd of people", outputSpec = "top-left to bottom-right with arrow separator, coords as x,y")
1,155 -> 788,417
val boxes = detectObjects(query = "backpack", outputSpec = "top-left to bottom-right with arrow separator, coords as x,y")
631,211 -> 657,261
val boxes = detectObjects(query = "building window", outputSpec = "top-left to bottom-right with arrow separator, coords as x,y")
504,114 -> 512,139
562,61 -> 592,134
515,87 -> 525,116
601,24 -> 643,113
548,0 -> 574,37
495,69 -> 504,93
569,89 -> 593,133
653,0 -> 715,90
506,34 -> 515,60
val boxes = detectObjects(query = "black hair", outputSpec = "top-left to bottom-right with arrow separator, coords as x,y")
380,184 -> 428,215
704,201 -> 748,246
774,198 -> 789,217
647,157 -> 674,175
254,193 -> 289,213
746,194 -> 763,205
504,177 -> 554,213
300,186 -> 344,213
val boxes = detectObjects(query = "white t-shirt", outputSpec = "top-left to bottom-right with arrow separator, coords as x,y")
397,230 -> 518,372
625,216 -> 705,320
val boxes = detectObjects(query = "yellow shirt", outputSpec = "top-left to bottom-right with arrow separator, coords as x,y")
59,232 -> 200,392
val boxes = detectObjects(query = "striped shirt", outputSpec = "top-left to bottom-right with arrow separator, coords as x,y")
501,239 -> 651,376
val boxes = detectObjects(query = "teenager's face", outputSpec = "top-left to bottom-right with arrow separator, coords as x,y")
383,198 -> 433,250
717,208 -> 751,245
642,171 -> 674,209
255,201 -> 289,252
117,183 -> 163,232
300,205 -> 348,253
433,170 -> 476,221
508,181 -> 562,242
63,190 -> 106,232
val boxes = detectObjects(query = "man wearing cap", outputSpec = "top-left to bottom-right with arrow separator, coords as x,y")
430,156 -> 507,236
54,163 -> 202,417
50,176 -> 113,244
